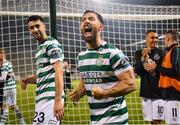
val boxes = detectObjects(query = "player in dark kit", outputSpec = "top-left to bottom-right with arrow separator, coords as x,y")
135,30 -> 165,124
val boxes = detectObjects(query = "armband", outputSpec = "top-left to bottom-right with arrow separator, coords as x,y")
50,50 -> 62,59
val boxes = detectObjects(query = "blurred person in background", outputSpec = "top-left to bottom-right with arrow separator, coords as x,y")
152,30 -> 180,124
0,49 -> 26,125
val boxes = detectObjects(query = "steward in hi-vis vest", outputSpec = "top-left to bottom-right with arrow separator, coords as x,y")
159,45 -> 180,91
156,30 -> 180,124
155,30 -> 180,101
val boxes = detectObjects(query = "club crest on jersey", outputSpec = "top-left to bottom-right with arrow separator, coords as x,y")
153,54 -> 160,61
96,55 -> 104,66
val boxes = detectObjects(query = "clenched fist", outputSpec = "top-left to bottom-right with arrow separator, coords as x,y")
92,86 -> 106,100
20,78 -> 27,89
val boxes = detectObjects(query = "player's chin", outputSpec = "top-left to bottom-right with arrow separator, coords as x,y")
83,35 -> 95,43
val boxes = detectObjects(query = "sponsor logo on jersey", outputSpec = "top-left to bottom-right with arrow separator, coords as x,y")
154,54 -> 160,61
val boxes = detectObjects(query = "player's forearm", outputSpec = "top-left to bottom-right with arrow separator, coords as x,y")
54,61 -> 64,101
76,79 -> 86,98
25,74 -> 36,84
103,79 -> 136,98
55,71 -> 64,101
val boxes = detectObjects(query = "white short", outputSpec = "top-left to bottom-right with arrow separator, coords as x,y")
142,98 -> 165,121
3,89 -> 16,106
33,99 -> 64,125
164,100 -> 180,124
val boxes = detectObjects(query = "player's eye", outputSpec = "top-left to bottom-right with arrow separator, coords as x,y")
81,18 -> 86,22
29,25 -> 40,30
35,24 -> 40,28
151,36 -> 158,39
29,26 -> 34,30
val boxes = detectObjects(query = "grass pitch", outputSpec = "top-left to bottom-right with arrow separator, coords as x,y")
7,78 -> 146,124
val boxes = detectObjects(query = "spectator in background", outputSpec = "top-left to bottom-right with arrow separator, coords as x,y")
134,30 -> 165,124
151,30 -> 180,124
0,49 -> 26,125
70,10 -> 136,124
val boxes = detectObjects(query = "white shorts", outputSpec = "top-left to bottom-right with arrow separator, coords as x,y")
33,99 -> 64,125
142,98 -> 165,121
164,100 -> 180,124
3,89 -> 16,106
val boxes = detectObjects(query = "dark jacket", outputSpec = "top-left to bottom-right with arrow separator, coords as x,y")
156,44 -> 180,101
135,47 -> 164,99
0,68 -> 5,107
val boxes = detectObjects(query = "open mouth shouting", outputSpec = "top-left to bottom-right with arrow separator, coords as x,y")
82,23 -> 95,42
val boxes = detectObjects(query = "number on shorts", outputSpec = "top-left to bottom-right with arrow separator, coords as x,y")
33,112 -> 45,123
158,106 -> 164,116
172,108 -> 177,118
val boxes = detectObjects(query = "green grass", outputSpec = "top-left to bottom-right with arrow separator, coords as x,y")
6,78 -> 146,124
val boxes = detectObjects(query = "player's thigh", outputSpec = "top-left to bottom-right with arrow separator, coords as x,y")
33,100 -> 61,125
164,100 -> 180,124
152,99 -> 165,120
142,98 -> 153,121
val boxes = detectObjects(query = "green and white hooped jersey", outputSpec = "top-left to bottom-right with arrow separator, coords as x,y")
77,41 -> 132,124
2,60 -> 16,90
35,36 -> 64,103
0,63 -> 8,83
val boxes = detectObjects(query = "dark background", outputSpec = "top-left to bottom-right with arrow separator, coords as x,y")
106,0 -> 180,5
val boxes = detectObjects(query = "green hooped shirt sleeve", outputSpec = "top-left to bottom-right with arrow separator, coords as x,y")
110,49 -> 131,76
46,39 -> 64,64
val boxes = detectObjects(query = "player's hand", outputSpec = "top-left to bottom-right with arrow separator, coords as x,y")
54,100 -> 64,121
19,78 -> 27,89
142,48 -> 149,58
69,90 -> 80,102
92,86 -> 106,100
143,60 -> 157,72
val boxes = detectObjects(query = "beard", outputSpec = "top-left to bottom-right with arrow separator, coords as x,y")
81,28 -> 98,43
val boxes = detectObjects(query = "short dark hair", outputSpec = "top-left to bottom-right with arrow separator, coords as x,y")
0,48 -> 6,54
165,30 -> 179,43
27,15 -> 44,24
83,10 -> 104,25
146,30 -> 157,36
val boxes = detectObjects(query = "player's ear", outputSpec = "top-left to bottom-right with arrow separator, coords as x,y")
44,23 -> 46,29
99,24 -> 104,32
